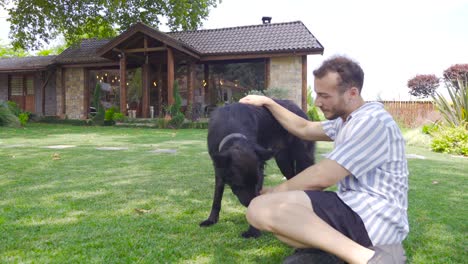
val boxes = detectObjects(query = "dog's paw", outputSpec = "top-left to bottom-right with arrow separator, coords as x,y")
241,229 -> 262,238
199,219 -> 216,227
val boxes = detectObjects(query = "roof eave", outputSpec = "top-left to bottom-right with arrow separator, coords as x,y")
200,48 -> 324,61
97,22 -> 201,60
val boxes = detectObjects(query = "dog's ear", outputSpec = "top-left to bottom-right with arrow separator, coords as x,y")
212,151 -> 231,168
254,144 -> 274,161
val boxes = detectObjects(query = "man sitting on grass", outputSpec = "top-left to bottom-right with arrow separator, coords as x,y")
239,55 -> 408,264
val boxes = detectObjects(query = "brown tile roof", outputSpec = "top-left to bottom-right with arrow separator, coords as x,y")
0,55 -> 56,72
0,20 -> 324,69
54,38 -> 112,64
168,21 -> 323,56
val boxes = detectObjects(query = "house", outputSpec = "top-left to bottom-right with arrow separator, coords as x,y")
0,18 -> 324,119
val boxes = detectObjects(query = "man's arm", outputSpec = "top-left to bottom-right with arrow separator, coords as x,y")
262,158 -> 349,194
239,95 -> 331,141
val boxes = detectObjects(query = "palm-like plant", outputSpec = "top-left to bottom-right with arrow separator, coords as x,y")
432,78 -> 468,128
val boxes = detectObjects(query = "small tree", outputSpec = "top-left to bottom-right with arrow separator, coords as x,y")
168,81 -> 185,128
407,74 -> 440,98
92,83 -> 105,122
443,64 -> 468,90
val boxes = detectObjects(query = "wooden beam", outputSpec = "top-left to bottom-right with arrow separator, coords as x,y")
265,58 -> 270,89
167,47 -> 174,106
301,55 -> 307,112
142,62 -> 150,118
123,47 -> 167,53
119,54 -> 127,115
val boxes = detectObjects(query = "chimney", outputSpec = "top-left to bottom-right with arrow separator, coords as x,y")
262,16 -> 272,24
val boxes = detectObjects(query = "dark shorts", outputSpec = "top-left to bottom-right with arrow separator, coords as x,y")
305,190 -> 373,247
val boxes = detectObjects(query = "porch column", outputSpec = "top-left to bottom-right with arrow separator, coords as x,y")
187,62 -> 195,119
157,64 -> 163,115
119,53 -> 127,115
167,47 -> 174,106
204,64 -> 209,103
265,58 -> 270,89
142,60 -> 150,118
301,55 -> 307,112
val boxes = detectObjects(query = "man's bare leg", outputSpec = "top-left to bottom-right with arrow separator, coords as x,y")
246,191 -> 375,264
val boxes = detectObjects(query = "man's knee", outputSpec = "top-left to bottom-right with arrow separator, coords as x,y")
246,195 -> 269,228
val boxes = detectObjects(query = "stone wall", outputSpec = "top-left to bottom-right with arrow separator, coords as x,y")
269,56 -> 303,107
64,68 -> 85,119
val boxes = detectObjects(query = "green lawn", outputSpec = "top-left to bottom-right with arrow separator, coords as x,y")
0,124 -> 466,263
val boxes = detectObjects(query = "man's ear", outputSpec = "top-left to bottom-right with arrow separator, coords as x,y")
212,151 -> 231,168
254,144 -> 274,161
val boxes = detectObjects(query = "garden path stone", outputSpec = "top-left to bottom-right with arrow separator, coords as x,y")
1,144 -> 26,148
95,147 -> 129,151
44,145 -> 77,149
406,154 -> 426,159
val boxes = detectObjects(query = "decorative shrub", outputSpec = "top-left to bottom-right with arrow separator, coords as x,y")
421,122 -> 440,135
112,112 -> 125,122
0,101 -> 20,127
168,81 -> 185,129
431,124 -> 468,156
432,77 -> 468,127
92,83 -> 105,121
7,101 -> 21,116
18,112 -> 30,126
306,88 -> 322,121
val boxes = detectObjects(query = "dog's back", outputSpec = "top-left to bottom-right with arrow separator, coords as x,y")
207,99 -> 302,156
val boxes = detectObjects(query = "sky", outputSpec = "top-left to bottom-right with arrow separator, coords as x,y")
1,0 -> 467,100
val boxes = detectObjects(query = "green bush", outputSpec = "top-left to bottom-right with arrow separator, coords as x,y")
307,107 -> 320,121
92,83 -> 105,122
431,124 -> 468,156
112,112 -> 125,122
7,101 -> 21,116
168,81 -> 185,129
104,107 -> 116,121
422,122 -> 440,135
0,101 -> 20,127
18,112 -> 30,126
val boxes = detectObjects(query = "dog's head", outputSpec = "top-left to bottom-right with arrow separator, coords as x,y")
212,140 -> 273,206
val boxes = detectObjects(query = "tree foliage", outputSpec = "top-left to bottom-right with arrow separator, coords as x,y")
443,64 -> 468,89
407,74 -> 440,98
0,0 -> 220,50
0,40 -> 29,57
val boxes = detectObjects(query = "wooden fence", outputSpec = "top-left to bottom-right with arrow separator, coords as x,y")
377,101 -> 440,128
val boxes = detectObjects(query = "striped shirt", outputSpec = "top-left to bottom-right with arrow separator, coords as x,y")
321,102 -> 409,245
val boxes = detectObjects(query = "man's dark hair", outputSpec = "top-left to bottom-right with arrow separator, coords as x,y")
313,56 -> 364,93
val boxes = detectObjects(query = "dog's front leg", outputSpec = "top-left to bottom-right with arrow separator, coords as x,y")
200,172 -> 224,227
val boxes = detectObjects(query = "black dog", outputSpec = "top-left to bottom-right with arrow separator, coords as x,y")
199,99 -> 315,238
